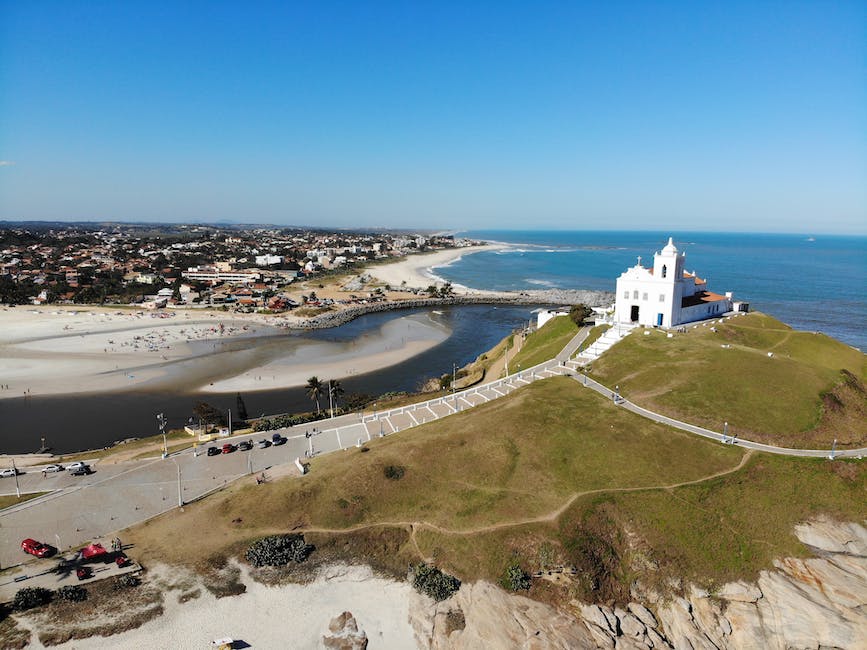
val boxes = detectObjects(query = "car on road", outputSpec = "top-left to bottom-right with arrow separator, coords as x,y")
257,439 -> 271,449
21,538 -> 53,558
70,466 -> 93,476
272,436 -> 286,446
43,464 -> 64,473
221,443 -> 235,454
66,462 -> 89,471
0,468 -> 21,478
238,440 -> 253,451
206,446 -> 220,456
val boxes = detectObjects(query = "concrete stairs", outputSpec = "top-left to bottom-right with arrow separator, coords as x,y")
569,323 -> 635,367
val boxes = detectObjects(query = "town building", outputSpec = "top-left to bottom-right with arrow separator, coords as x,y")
614,237 -> 735,328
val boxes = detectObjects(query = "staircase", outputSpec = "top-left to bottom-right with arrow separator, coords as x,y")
570,323 -> 635,366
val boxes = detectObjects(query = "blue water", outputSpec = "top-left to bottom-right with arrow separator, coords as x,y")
436,231 -> 867,351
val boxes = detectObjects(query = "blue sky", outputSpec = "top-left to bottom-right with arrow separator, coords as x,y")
0,1 -> 865,233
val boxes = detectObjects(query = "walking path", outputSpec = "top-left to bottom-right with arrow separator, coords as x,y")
1,323 -> 862,572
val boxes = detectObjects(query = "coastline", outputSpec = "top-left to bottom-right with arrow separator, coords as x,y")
364,243 -> 508,291
0,306 -> 448,400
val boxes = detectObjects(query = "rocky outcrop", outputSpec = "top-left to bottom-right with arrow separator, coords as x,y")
410,518 -> 867,649
322,611 -> 368,650
409,580 -> 597,649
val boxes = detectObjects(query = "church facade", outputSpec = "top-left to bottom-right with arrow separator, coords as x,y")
614,237 -> 733,328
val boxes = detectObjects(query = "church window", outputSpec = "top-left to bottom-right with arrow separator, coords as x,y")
642,293 -> 648,301
623,291 -> 629,299
659,294 -> 665,302
661,265 -> 667,278
633,290 -> 639,299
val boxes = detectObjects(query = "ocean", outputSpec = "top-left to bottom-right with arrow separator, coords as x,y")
436,231 -> 867,351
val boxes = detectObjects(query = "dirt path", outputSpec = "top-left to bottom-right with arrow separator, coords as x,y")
297,450 -> 753,552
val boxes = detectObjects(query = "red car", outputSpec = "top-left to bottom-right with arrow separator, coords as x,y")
221,443 -> 235,454
21,538 -> 53,558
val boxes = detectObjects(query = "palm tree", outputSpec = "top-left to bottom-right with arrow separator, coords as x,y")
306,376 -> 323,414
328,379 -> 345,414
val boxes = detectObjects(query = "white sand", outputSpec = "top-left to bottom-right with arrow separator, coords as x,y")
38,564 -> 419,649
0,306 -> 447,398
366,244 -> 506,291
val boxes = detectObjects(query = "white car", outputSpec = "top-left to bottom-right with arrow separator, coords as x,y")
66,462 -> 89,471
43,464 -> 64,473
0,468 -> 20,478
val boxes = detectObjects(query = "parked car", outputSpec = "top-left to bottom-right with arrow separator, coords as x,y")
43,464 -> 64,473
206,446 -> 220,457
66,462 -> 89,471
238,440 -> 253,451
0,468 -> 21,478
221,443 -> 235,454
21,538 -> 53,558
272,436 -> 286,446
271,432 -> 282,442
257,439 -> 271,449
70,466 -> 93,476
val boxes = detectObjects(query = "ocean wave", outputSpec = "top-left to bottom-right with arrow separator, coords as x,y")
525,278 -> 559,288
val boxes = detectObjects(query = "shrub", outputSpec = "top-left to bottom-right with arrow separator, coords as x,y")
570,303 -> 593,326
56,585 -> 88,602
501,562 -> 531,591
13,586 -> 52,611
114,573 -> 141,589
383,465 -> 405,480
411,563 -> 461,601
245,534 -> 314,567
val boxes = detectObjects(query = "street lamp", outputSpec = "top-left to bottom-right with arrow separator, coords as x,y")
157,413 -> 167,458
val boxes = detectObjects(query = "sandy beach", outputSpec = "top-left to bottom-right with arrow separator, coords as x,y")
26,563 -> 418,649
0,306 -> 447,399
365,243 -> 507,292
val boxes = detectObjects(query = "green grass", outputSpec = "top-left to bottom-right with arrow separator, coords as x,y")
0,492 -> 48,510
129,376 -> 742,564
58,430 -> 193,463
511,316 -> 580,369
589,312 -> 866,447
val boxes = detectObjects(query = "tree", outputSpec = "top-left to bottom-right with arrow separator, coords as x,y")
440,282 -> 454,297
569,303 -> 593,326
306,376 -> 323,413
501,562 -> 531,591
193,401 -> 224,426
236,393 -> 249,421
328,379 -> 344,409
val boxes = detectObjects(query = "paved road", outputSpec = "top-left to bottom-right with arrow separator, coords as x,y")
2,324 -> 863,571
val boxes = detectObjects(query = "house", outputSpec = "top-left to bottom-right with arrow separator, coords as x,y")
614,237 -> 738,328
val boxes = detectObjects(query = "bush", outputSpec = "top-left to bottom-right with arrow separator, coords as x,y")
570,303 -> 593,326
13,586 -> 53,611
501,562 -> 531,591
114,573 -> 141,589
411,563 -> 461,601
383,465 -> 405,480
245,534 -> 314,567
56,585 -> 88,602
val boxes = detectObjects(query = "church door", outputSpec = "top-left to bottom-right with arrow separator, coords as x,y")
657,313 -> 663,327
630,305 -> 639,322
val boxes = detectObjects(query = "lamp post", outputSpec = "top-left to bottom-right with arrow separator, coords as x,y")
157,413 -> 167,458
168,456 -> 182,507
12,459 -> 20,498
452,362 -> 457,395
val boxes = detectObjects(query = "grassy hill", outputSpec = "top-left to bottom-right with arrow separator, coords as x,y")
588,312 -> 866,448
510,315 -> 579,369
127,374 -> 865,605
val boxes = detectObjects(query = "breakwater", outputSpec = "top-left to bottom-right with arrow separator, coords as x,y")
297,289 -> 613,330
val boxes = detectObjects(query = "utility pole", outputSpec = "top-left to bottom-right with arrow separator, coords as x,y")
12,459 -> 20,498
176,461 -> 182,507
452,362 -> 456,395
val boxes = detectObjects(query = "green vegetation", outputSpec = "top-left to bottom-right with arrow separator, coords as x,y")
245,534 -> 314,567
590,312 -> 866,447
510,316 -> 579,369
412,563 -> 461,601
58,429 -> 193,463
0,492 -> 48,510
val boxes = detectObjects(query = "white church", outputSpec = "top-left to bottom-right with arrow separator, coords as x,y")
614,237 -> 736,328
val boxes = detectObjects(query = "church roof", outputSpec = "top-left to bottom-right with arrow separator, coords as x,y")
681,291 -> 727,308
661,236 -> 678,254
